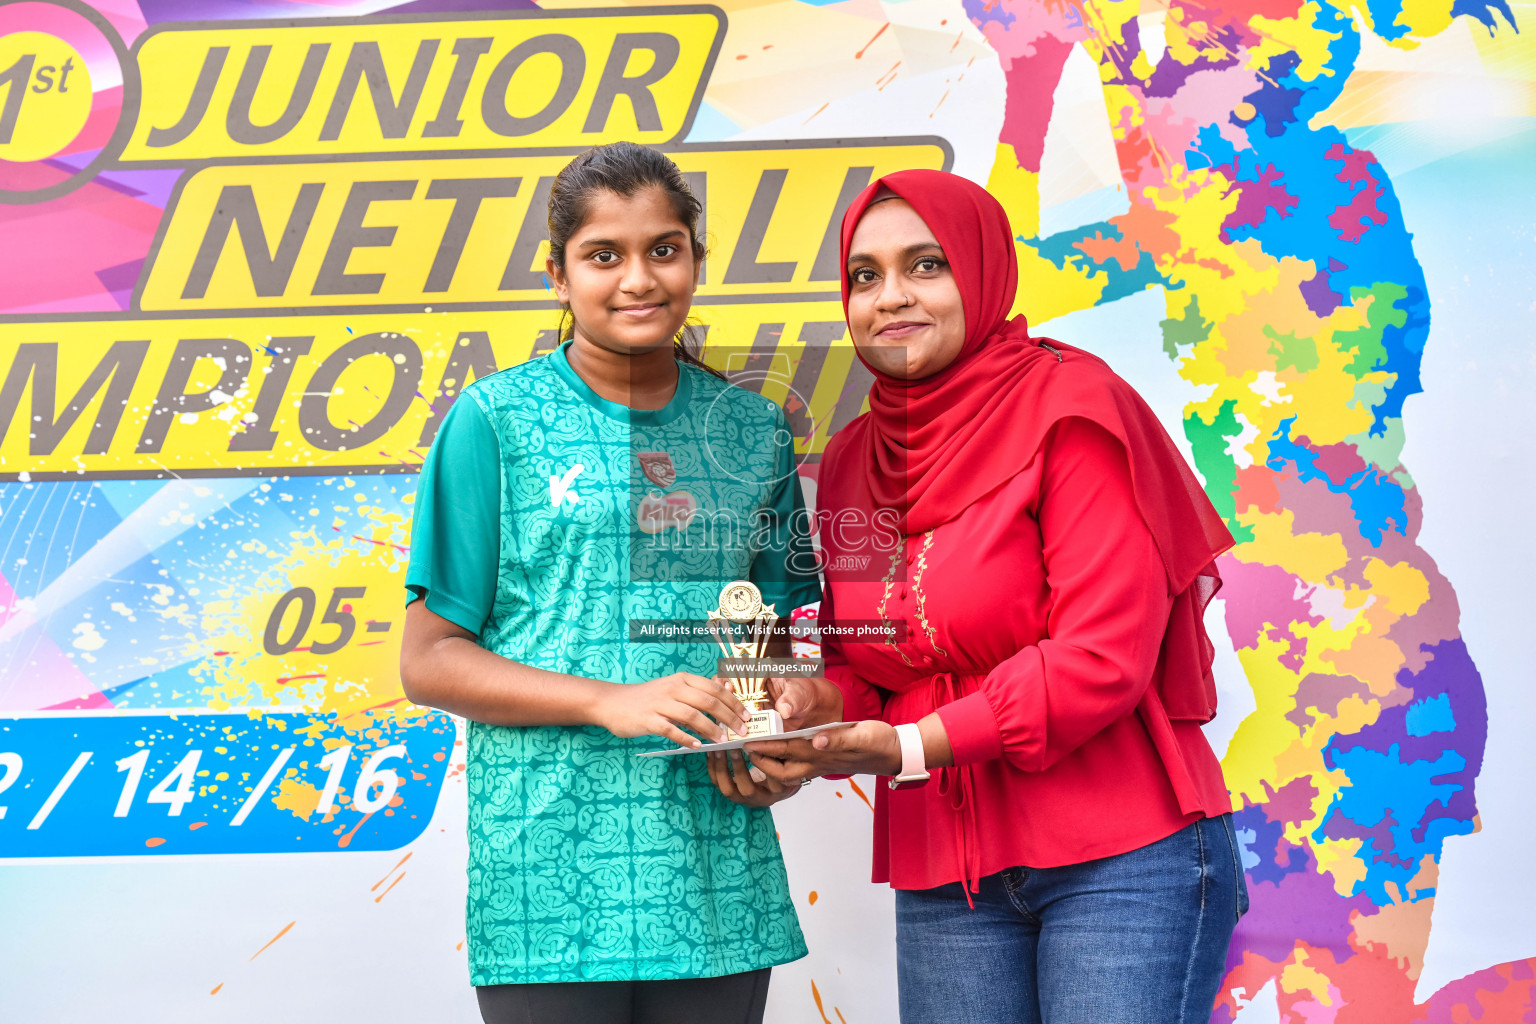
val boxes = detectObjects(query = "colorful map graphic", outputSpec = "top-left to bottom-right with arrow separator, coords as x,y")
969,0 -> 1529,1018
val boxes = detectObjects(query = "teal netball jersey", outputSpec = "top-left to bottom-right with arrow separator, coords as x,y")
405,341 -> 819,985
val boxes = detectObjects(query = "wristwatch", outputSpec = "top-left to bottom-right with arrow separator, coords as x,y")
888,722 -> 931,790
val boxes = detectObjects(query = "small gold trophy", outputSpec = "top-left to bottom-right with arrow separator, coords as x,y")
708,581 -> 785,740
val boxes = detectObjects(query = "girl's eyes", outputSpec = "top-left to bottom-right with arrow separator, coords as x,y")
914,257 -> 945,273
589,244 -> 681,264
850,268 -> 878,285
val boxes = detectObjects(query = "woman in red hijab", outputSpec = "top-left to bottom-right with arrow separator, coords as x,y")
735,170 -> 1249,1023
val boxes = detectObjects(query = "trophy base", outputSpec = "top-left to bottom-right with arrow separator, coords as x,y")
725,708 -> 783,741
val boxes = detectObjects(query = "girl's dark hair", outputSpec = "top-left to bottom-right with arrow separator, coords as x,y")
547,141 -> 721,378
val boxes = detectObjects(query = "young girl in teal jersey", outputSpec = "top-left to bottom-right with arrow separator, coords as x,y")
400,142 -> 820,1024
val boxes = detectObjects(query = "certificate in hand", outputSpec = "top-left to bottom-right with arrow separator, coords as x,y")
637,721 -> 854,757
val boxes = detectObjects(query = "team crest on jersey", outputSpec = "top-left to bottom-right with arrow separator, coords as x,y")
637,451 -> 677,489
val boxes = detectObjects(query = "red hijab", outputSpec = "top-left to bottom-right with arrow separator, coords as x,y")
821,169 -> 1235,722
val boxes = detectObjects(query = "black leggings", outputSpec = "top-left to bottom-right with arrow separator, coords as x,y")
476,968 -> 771,1024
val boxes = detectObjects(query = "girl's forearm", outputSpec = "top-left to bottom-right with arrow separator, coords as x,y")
400,604 -> 616,728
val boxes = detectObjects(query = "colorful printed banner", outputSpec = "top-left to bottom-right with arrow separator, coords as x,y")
1,0 -> 1533,1021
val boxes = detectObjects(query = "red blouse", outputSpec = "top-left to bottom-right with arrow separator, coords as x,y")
820,418 -> 1233,891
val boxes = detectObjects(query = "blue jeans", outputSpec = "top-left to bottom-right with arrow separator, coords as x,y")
895,814 -> 1248,1024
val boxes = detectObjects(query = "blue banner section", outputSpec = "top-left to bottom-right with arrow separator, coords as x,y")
0,710 -> 454,857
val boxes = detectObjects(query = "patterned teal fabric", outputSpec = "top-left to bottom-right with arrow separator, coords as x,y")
407,342 -> 817,985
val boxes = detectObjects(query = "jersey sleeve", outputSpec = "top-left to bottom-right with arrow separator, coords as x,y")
749,409 -> 822,615
404,394 -> 502,636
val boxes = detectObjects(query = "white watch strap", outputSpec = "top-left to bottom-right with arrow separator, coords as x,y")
894,723 -> 928,780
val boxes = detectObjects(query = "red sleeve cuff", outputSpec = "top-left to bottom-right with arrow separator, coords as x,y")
826,663 -> 884,722
936,691 -> 1004,766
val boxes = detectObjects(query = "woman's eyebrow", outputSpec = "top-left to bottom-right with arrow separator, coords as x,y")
846,241 -> 946,266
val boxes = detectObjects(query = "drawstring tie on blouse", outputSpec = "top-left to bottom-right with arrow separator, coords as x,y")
930,671 -> 983,909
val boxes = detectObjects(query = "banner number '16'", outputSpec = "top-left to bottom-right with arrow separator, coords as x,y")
0,711 -> 454,857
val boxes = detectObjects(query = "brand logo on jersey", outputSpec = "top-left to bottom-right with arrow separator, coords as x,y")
637,490 -> 697,533
549,464 -> 585,508
636,451 -> 677,489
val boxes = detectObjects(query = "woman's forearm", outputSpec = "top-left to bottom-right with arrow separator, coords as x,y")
915,712 -> 955,770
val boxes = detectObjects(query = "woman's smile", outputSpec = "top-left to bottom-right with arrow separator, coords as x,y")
874,320 -> 932,340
